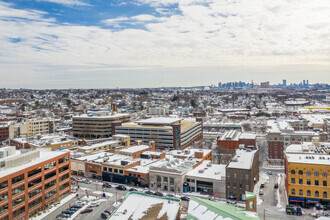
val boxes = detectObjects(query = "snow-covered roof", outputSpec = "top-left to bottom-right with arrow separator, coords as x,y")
110,192 -> 180,220
136,117 -> 182,125
118,145 -> 150,154
186,161 -> 226,181
227,148 -> 257,170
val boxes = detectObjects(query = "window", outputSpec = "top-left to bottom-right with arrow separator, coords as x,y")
28,177 -> 42,187
315,191 -> 319,197
245,174 -> 249,180
12,195 -> 25,207
12,185 -> 25,196
0,181 -> 8,189
246,185 -> 249,190
59,165 -> 69,173
59,182 -> 69,191
306,171 -> 311,176
298,170 -> 303,175
28,187 -> 42,199
323,181 -> 327,187
114,169 -> 118,173
108,168 -> 112,172
299,190 -> 303,196
227,173 -> 230,178
227,183 -> 230,188
322,172 -> 327,177
291,178 -> 295,184
12,174 -> 24,184
45,171 -> 56,180
45,189 -> 56,200
59,156 -> 69,164
291,189 -> 295,195
239,184 -> 242,189
119,170 -> 123,174
291,170 -> 295,175
233,183 -> 236,189
0,192 -> 8,202
239,174 -> 243,179
299,179 -> 303,184
170,177 -> 174,185
233,173 -> 236,178
0,204 -> 8,214
307,179 -> 311,185
13,206 -> 25,218
103,167 -> 107,171
314,171 -> 319,176
307,190 -> 311,196
45,180 -> 56,190
28,167 -> 41,178
44,161 -> 56,170
315,180 -> 319,186
163,177 -> 168,182
323,192 -> 327,199
157,176 -> 161,183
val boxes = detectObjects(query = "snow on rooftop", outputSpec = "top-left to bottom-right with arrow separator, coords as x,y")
110,193 -> 180,220
79,140 -> 120,150
186,161 -> 226,180
119,145 -> 150,153
136,117 -> 182,125
227,149 -> 257,170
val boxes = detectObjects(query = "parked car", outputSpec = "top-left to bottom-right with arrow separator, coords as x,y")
101,212 -> 110,219
259,190 -> 264,195
267,171 -> 272,175
105,183 -> 112,188
104,210 -> 112,215
228,195 -> 236,200
75,201 -> 86,206
145,191 -> 153,195
61,210 -> 72,215
166,194 -> 175,198
89,201 -> 100,207
274,183 -> 279,188
129,188 -> 137,192
80,208 -> 93,214
116,185 -> 127,191
72,204 -> 83,209
180,196 -> 190,201
56,214 -> 69,219
155,192 -> 163,197
260,183 -> 265,188
296,207 -> 302,216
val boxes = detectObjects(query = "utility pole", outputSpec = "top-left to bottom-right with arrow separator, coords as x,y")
264,209 -> 267,220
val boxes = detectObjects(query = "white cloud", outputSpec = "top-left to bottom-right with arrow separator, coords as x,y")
37,0 -> 90,6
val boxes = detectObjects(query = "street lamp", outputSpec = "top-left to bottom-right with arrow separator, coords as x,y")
264,209 -> 268,220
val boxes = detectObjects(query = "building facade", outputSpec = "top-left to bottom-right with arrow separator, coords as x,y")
0,148 -> 70,220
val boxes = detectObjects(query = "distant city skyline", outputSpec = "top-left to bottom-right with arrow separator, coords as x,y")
0,0 -> 330,88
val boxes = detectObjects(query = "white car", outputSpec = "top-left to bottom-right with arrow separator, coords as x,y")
88,201 -> 100,207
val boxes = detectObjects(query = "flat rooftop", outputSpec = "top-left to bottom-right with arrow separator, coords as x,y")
186,161 -> 226,181
118,145 -> 150,154
227,148 -> 257,170
0,149 -> 68,178
110,192 -> 180,220
136,117 -> 182,126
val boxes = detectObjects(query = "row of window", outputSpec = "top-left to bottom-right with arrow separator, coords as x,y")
227,173 -> 249,180
103,167 -> 124,174
291,178 -> 327,186
291,189 -> 327,198
227,183 -> 249,190
291,170 -> 327,177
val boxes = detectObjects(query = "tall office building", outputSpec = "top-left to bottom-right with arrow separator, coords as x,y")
283,79 -> 287,87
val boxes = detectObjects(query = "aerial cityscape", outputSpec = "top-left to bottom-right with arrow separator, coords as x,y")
0,0 -> 330,220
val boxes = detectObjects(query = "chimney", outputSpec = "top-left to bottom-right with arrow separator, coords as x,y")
149,141 -> 156,150
134,140 -> 142,146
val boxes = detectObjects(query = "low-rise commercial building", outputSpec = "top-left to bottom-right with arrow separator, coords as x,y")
0,147 -> 70,220
226,148 -> 259,200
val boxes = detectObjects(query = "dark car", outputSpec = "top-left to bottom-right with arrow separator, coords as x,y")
104,210 -> 112,215
155,192 -> 163,197
116,185 -> 127,191
274,183 -> 279,189
180,196 -> 190,201
72,204 -> 83,209
80,208 -> 93,214
56,214 -> 69,219
228,195 -> 236,200
129,188 -> 137,192
62,210 -> 72,215
105,183 -> 112,188
260,183 -> 265,188
101,212 -> 110,219
145,191 -> 153,195
166,194 -> 175,198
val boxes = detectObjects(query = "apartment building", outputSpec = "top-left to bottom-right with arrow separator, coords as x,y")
9,118 -> 55,139
217,130 -> 256,153
0,147 -> 70,220
226,148 -> 259,201
72,111 -> 130,139
114,117 -> 203,150
0,124 -> 9,142
267,119 -> 327,166
284,142 -> 329,208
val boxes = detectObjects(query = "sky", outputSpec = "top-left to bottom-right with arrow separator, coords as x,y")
0,0 -> 329,89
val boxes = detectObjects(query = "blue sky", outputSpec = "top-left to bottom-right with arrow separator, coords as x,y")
0,0 -> 329,88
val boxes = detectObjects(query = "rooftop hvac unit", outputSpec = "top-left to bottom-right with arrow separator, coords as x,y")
207,163 -> 212,167
198,169 -> 204,173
